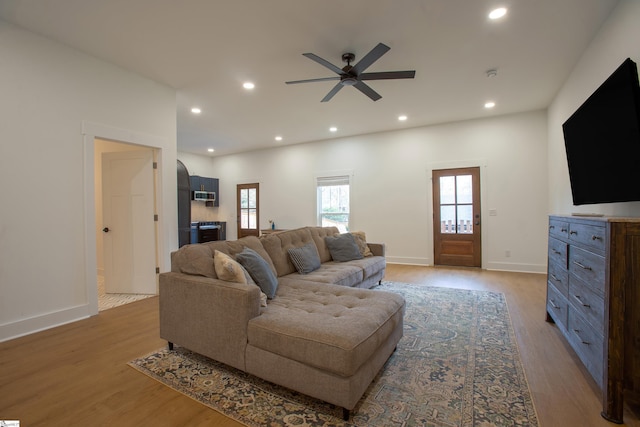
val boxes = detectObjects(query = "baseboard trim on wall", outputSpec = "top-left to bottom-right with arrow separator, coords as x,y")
485,261 -> 547,274
0,304 -> 90,343
386,257 -> 431,266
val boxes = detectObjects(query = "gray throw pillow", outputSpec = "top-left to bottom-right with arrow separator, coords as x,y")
288,242 -> 321,274
236,247 -> 278,299
325,233 -> 364,262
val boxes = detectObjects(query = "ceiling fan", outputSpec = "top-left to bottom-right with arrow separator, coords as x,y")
285,42 -> 416,102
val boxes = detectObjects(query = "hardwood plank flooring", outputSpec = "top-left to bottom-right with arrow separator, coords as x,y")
1,264 -> 639,426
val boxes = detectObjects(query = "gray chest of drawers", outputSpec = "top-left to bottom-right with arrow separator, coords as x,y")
546,215 -> 640,424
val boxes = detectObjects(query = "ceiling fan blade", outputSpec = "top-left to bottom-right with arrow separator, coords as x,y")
285,76 -> 340,85
359,70 -> 416,80
351,43 -> 390,75
321,83 -> 344,102
302,53 -> 344,75
354,81 -> 382,101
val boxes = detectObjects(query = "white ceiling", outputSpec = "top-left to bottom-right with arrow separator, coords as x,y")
0,0 -> 620,156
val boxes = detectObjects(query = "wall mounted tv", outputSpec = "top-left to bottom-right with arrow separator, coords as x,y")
562,57 -> 640,205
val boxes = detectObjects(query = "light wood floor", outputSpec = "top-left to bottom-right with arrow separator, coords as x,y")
2,264 -> 640,426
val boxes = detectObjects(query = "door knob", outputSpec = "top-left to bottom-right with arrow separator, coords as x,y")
103,227 -> 110,233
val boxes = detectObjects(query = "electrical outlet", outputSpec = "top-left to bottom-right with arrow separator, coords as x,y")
489,209 -> 498,216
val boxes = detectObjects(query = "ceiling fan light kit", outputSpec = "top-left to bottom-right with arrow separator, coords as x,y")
285,42 -> 416,102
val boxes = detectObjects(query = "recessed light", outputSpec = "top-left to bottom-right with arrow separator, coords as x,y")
191,107 -> 202,114
484,101 -> 496,109
329,127 -> 338,132
207,148 -> 214,153
243,82 -> 255,90
489,7 -> 507,20
398,115 -> 408,121
275,136 -> 283,141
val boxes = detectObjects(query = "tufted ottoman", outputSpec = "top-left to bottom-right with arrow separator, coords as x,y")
244,278 -> 405,419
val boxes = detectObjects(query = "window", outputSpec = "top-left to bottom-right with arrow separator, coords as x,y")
438,174 -> 473,234
317,175 -> 350,232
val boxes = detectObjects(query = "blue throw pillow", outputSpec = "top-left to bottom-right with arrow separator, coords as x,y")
236,247 -> 278,299
288,242 -> 321,274
325,233 -> 364,262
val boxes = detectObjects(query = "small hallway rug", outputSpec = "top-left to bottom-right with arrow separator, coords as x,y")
129,282 -> 539,426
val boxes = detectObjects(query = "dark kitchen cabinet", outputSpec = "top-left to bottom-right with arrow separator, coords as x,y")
190,175 -> 219,207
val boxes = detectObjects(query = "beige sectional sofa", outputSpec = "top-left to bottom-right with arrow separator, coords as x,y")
159,226 -> 405,419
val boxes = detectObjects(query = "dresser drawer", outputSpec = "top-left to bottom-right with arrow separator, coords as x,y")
568,276 -> 605,336
569,222 -> 606,254
548,237 -> 568,268
567,308 -> 604,388
549,218 -> 569,240
547,283 -> 568,331
569,246 -> 606,297
548,260 -> 569,297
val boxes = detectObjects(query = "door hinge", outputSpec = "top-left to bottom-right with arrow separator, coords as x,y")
156,267 -> 160,274
153,162 -> 158,169
154,214 -> 159,221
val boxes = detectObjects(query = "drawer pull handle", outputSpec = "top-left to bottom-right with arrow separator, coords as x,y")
549,299 -> 560,309
570,230 -> 578,235
561,228 -> 568,232
573,261 -> 592,271
552,249 -> 562,255
574,295 -> 590,308
550,273 -> 559,282
573,329 -> 590,345
549,225 -> 555,230
591,235 -> 602,241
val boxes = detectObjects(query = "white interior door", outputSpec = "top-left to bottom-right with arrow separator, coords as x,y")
102,150 -> 156,294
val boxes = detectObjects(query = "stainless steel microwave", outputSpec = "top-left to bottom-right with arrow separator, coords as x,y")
193,191 -> 216,202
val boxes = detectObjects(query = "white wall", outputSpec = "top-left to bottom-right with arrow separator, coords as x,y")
548,0 -> 640,216
0,21 -> 177,341
186,110 -> 548,273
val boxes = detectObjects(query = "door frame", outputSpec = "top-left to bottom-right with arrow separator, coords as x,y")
236,182 -> 260,238
83,121 -> 165,316
427,159 -> 487,268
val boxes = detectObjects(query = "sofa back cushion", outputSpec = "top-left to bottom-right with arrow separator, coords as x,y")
261,228 -> 315,277
260,227 -> 340,277
171,235 -> 276,278
307,226 -> 340,262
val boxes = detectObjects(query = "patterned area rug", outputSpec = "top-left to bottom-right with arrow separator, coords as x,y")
129,282 -> 538,426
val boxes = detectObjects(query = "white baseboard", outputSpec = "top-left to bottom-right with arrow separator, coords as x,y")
0,304 -> 91,343
485,261 -> 547,274
386,256 -> 430,266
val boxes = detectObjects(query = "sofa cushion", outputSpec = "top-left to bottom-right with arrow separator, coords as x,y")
307,226 -> 340,263
287,242 -> 321,275
247,281 -> 405,377
213,250 -> 268,307
214,250 -> 248,283
341,256 -> 386,280
350,231 -> 373,257
171,236 -> 276,279
172,243 -> 217,278
237,247 -> 279,299
325,233 -> 363,262
279,264 -> 363,288
261,228 -> 316,277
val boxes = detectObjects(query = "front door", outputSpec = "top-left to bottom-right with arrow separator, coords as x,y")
102,150 -> 157,294
432,167 -> 481,267
237,183 -> 260,238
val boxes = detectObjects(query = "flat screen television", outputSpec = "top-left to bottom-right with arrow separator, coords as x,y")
562,58 -> 640,205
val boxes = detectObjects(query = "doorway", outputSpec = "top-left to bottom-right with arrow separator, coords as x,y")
432,167 -> 481,267
237,183 -> 260,238
95,139 -> 158,310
